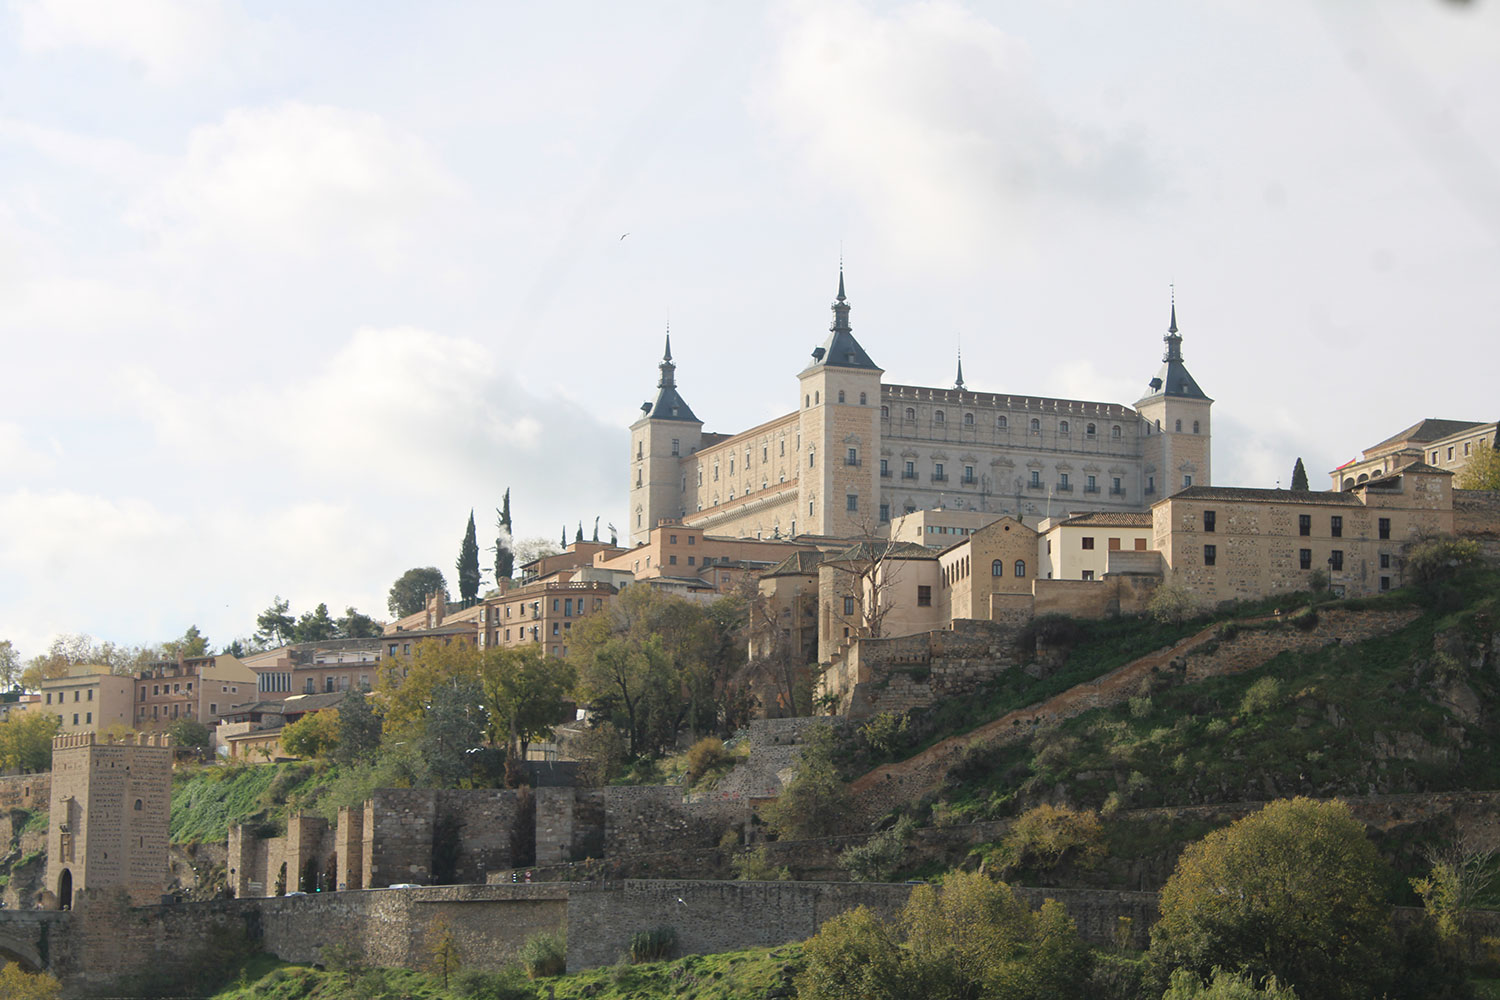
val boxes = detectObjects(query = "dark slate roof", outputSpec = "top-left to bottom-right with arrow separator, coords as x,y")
828,540 -> 936,563
1163,486 -> 1363,506
648,383 -> 699,422
764,550 -> 826,577
1367,419 -> 1492,454
1138,305 -> 1210,402
1385,460 -> 1453,477
815,327 -> 881,371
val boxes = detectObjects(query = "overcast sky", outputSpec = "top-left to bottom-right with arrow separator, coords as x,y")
3,0 -> 1498,660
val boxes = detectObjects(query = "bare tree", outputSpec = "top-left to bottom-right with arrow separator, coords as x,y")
825,527 -> 910,643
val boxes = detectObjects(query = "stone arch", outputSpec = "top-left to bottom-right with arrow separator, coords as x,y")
57,868 -> 73,911
0,933 -> 44,973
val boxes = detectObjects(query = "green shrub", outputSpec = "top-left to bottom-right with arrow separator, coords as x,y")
520,928 -> 566,979
980,803 -> 1105,875
1239,677 -> 1283,715
839,817 -> 916,882
684,737 -> 732,786
452,965 -> 535,1000
733,845 -> 791,881
1408,537 -> 1482,587
859,711 -> 910,756
628,926 -> 677,964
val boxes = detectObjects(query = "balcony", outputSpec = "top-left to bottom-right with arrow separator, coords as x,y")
960,475 -> 978,485
901,471 -> 918,480
880,469 -> 892,478
845,458 -> 862,467
931,473 -> 948,483
1083,485 -> 1100,495
1056,483 -> 1073,493
1026,481 -> 1044,491
1109,487 -> 1126,497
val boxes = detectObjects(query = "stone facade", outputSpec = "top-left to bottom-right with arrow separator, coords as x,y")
46,732 -> 171,908
1334,417 -> 1497,489
630,276 -> 1211,545
821,618 -> 1027,718
1155,464 -> 1454,603
37,668 -> 133,736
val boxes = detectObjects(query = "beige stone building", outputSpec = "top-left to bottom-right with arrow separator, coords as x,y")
1334,418 -> 1498,489
628,275 -> 1213,547
816,541 -> 941,664
595,520 -> 819,595
133,653 -> 257,730
38,665 -> 133,735
889,507 -> 1010,547
46,731 -> 171,908
1155,462 -> 1454,602
935,516 -> 1040,620
477,579 -> 617,658
242,637 -> 384,700
1038,511 -> 1155,581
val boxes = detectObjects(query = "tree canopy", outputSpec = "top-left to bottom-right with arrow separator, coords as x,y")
388,567 -> 448,618
1150,797 -> 1395,1000
1290,457 -> 1309,491
0,711 -> 59,773
456,510 -> 481,603
1455,444 -> 1500,490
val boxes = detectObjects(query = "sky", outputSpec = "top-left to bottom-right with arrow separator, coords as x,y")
2,0 -> 1498,660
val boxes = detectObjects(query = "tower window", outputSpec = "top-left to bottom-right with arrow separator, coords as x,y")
964,412 -> 973,425
1086,423 -> 1096,436
1203,510 -> 1216,532
1030,419 -> 1040,433
1014,560 -> 1026,577
1060,421 -> 1069,434
671,438 -> 679,455
998,416 -> 1008,429
881,405 -> 889,418
1175,419 -> 1182,432
1203,544 -> 1216,566
860,392 -> 867,405
905,408 -> 915,420
847,494 -> 858,512
934,410 -> 945,423
1112,425 -> 1121,438
838,390 -> 845,403
1193,421 -> 1200,434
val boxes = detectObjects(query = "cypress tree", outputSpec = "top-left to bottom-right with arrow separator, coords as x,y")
494,489 -> 514,581
1291,457 -> 1309,491
456,510 -> 481,603
576,521 -> 584,543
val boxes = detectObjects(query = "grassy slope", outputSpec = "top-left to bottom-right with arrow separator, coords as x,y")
170,763 -> 326,844
210,946 -> 799,1000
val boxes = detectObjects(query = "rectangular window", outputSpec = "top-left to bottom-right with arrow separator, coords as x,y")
1378,517 -> 1390,540
1300,548 -> 1312,570
1146,475 -> 1155,494
1299,514 -> 1311,537
1203,510 -> 1216,532
1183,475 -> 1193,487
905,461 -> 915,479
1108,537 -> 1121,551
1330,550 -> 1344,571
847,448 -> 858,466
687,556 -> 695,565
668,555 -> 677,565
916,586 -> 932,607
880,459 -> 889,476
1203,544 -> 1216,566
1081,570 -> 1095,581
1081,537 -> 1095,550
1135,538 -> 1147,551
1086,474 -> 1097,492
843,596 -> 855,616
565,598 -> 574,615
847,494 -> 858,511
1059,473 -> 1069,488
934,463 -> 945,481
1331,516 -> 1342,538
1381,576 -> 1391,591
688,535 -> 695,545
879,503 -> 890,522
1030,470 -> 1041,487
1379,553 -> 1390,569
87,689 -> 93,701
73,714 -> 78,725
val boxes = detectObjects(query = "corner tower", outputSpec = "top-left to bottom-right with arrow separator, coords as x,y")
796,270 -> 883,537
46,732 -> 172,908
1135,298 -> 1212,499
629,332 -> 702,545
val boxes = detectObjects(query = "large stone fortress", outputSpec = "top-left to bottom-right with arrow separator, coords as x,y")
629,273 -> 1213,545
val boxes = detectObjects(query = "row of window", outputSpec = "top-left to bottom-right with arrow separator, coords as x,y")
45,688 -> 96,705
1200,511 -> 1391,541
882,409 -> 1132,437
1201,546 -> 1367,573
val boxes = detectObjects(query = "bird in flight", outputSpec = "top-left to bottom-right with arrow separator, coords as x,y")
620,233 -> 629,240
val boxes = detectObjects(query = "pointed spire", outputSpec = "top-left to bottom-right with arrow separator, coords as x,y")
1163,286 -> 1183,362
658,324 -> 677,389
663,327 -> 672,362
954,347 -> 965,390
837,267 -> 846,303
830,268 -> 851,335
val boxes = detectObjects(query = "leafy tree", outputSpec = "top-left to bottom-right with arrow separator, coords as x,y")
561,525 -> 568,550
1455,443 -> 1500,490
494,489 -> 515,582
337,606 -> 381,638
20,633 -> 154,687
167,718 -> 213,754
797,871 -> 1092,1000
161,624 -> 210,659
222,638 -> 249,658
422,677 -> 487,787
481,645 -> 575,761
985,804 -> 1105,876
456,510 -> 481,603
1290,457 -> 1309,491
1411,832 -> 1496,942
1164,968 -> 1300,999
0,712 -> 60,772
387,567 -> 447,619
1148,575 -> 1206,624
575,521 -> 584,544
762,724 -> 851,841
1149,798 -> 1395,1000
292,603 -> 339,643
0,638 -> 19,690
256,597 -> 295,648
0,965 -> 63,1000
334,689 -> 382,765
425,915 -> 463,989
281,710 -> 340,759
378,639 -> 481,737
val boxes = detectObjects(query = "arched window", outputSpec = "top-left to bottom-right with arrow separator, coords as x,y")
1193,420 -> 1200,434
1014,560 -> 1026,577
134,799 -> 143,811
992,560 -> 1004,576
860,392 -> 867,405
997,415 -> 1008,429
964,412 -> 974,425
805,395 -> 810,408
905,407 -> 916,420
815,391 -> 820,405
881,405 -> 889,418
1030,418 -> 1040,433
1060,420 -> 1070,434
934,410 -> 945,423
1175,419 -> 1182,432
1112,425 -> 1121,438
837,390 -> 845,403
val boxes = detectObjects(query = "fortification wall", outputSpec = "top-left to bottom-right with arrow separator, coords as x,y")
830,619 -> 1025,718
1455,490 -> 1500,538
0,773 -> 49,812
1033,574 -> 1160,619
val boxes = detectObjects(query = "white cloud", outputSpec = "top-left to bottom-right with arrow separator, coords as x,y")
126,103 -> 464,266
0,423 -> 56,479
758,0 -> 1155,268
12,0 -> 259,83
